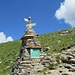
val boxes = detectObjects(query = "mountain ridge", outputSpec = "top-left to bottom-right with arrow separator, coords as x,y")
0,28 -> 75,75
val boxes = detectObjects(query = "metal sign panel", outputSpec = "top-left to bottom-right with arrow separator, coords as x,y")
30,49 -> 40,58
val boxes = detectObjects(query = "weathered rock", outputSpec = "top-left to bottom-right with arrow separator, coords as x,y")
60,46 -> 75,75
44,47 -> 50,52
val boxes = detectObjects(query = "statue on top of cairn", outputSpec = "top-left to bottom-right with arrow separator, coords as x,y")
24,16 -> 36,30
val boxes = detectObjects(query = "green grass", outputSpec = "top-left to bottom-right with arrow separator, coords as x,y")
38,28 -> 75,53
0,40 -> 21,75
0,28 -> 75,75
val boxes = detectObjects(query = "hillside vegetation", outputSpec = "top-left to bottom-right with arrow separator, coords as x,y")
0,28 -> 75,75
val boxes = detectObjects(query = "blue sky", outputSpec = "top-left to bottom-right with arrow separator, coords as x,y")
0,0 -> 75,43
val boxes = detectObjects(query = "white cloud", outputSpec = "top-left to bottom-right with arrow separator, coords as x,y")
55,0 -> 75,27
0,32 -> 13,44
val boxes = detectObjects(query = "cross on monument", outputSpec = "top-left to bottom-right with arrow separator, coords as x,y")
24,17 -> 36,29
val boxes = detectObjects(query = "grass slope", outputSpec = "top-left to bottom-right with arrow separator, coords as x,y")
0,28 -> 75,75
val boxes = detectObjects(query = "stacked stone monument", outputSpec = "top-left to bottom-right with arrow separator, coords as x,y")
10,17 -> 50,75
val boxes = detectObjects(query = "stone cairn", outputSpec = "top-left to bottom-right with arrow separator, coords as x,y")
10,17 -> 50,75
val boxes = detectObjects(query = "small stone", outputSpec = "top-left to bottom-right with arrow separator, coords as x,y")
0,61 -> 2,63
44,47 -> 50,51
